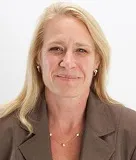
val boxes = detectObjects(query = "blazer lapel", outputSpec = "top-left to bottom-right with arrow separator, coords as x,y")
18,90 -> 116,160
18,92 -> 52,160
80,91 -> 115,160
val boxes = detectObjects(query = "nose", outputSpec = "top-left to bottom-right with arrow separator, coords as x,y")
59,51 -> 76,69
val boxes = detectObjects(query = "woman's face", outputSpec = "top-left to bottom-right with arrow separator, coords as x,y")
39,15 -> 99,97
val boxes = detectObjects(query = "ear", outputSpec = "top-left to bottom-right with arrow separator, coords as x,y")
94,53 -> 100,70
36,51 -> 42,66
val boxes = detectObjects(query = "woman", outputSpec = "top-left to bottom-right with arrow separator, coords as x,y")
0,2 -> 136,160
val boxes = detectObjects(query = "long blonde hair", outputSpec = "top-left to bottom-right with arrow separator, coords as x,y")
0,2 -> 120,136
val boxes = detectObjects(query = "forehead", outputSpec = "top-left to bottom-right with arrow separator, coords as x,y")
43,15 -> 95,47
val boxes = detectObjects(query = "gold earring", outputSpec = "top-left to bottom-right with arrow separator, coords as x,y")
36,65 -> 40,72
93,69 -> 98,76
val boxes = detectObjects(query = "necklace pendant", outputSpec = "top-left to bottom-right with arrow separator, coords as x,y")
76,133 -> 80,137
61,143 -> 66,147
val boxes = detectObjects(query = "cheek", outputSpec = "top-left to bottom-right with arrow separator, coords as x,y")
83,58 -> 95,74
41,55 -> 58,76
81,58 -> 95,84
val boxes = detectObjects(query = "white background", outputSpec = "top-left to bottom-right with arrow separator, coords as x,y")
0,0 -> 136,110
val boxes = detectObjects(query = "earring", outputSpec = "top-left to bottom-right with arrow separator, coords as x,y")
36,65 -> 40,73
93,69 -> 98,76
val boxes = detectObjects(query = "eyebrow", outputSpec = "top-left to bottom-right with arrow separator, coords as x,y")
46,40 -> 65,46
75,42 -> 93,48
45,40 -> 94,49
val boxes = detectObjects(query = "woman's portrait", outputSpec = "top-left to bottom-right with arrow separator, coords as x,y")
0,1 -> 136,160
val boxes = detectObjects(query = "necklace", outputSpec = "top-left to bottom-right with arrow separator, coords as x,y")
49,132 -> 82,147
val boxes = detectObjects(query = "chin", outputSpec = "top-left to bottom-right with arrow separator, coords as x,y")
55,89 -> 82,98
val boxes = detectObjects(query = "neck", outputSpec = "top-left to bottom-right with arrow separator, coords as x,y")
45,88 -> 90,134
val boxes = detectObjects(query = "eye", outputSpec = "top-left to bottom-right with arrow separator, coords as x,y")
49,47 -> 63,54
49,47 -> 61,51
76,48 -> 87,54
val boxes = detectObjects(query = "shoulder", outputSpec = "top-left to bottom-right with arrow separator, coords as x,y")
0,110 -> 30,159
106,103 -> 136,158
108,103 -> 136,129
0,111 -> 21,145
0,110 -> 27,140
0,110 -> 19,130
107,103 -> 136,141
0,111 -> 17,134
0,111 -> 18,158
0,110 -> 27,144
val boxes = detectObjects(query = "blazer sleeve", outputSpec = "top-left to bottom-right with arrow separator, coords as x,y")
0,116 -> 14,160
121,107 -> 136,160
131,147 -> 136,160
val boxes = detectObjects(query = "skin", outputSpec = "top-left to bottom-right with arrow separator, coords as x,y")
38,15 -> 100,135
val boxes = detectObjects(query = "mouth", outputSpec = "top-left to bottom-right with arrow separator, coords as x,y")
56,75 -> 81,80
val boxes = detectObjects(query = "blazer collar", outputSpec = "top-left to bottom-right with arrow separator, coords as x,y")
80,91 -> 115,160
18,91 -> 53,160
18,90 -> 115,160
85,91 -> 115,136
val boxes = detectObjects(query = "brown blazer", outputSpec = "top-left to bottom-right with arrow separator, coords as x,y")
0,91 -> 136,160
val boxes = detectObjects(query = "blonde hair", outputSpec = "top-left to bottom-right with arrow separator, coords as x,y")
0,2 -> 120,136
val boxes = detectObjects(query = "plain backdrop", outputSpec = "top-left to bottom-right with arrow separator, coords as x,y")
0,0 -> 136,110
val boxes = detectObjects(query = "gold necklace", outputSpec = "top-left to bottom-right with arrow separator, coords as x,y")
49,132 -> 82,147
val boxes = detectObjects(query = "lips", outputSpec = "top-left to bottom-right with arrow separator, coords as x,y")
56,74 -> 80,79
